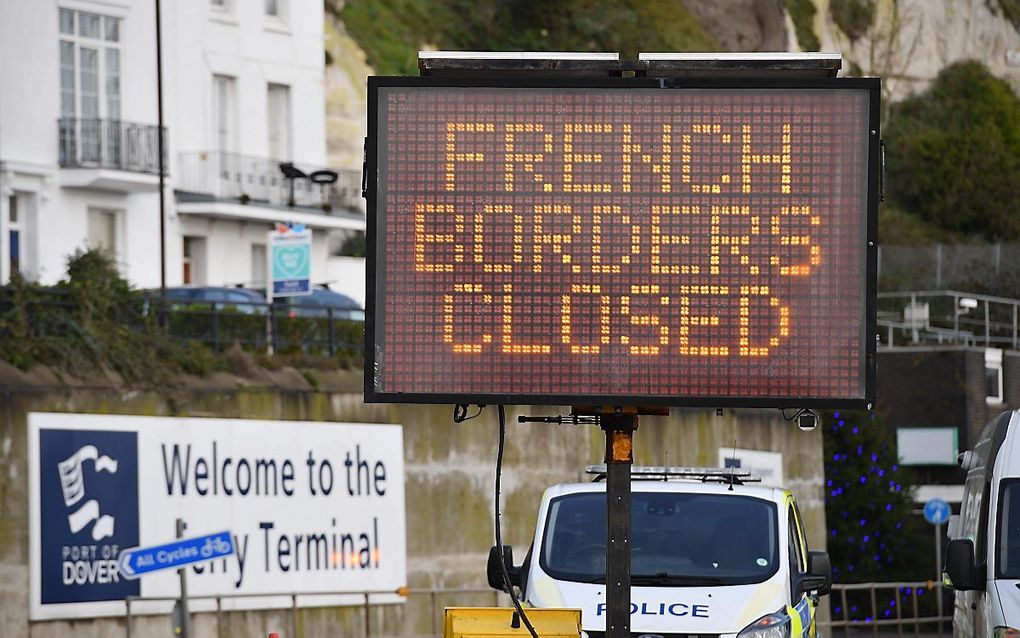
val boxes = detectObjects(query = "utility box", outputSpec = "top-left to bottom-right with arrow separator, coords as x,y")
444,608 -> 581,638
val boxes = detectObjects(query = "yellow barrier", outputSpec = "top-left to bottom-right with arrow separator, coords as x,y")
444,607 -> 581,638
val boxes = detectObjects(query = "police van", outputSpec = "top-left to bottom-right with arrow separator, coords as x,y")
488,466 -> 832,638
945,409 -> 1020,634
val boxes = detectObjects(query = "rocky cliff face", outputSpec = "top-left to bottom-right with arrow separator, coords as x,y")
810,0 -> 1020,100
325,0 -> 1020,167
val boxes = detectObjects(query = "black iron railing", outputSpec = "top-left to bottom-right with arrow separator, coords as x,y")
0,287 -> 363,360
177,151 -> 362,213
58,117 -> 165,174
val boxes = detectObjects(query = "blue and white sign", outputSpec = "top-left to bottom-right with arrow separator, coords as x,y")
269,223 -> 312,297
119,531 -> 235,579
924,497 -> 951,525
29,413 -> 406,621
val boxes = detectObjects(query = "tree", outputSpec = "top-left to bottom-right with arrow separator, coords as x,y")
884,61 -> 1020,240
824,410 -> 932,621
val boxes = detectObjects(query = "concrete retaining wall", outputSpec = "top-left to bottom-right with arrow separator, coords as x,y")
0,383 -> 825,638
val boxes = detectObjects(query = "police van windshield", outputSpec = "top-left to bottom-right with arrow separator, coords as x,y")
541,492 -> 779,585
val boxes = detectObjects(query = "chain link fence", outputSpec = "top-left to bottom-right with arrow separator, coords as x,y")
879,245 -> 1020,298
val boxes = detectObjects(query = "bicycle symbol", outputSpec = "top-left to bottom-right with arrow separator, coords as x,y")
200,536 -> 231,558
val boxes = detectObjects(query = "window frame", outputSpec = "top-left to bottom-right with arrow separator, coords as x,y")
986,348 -> 1004,405
58,8 -> 122,123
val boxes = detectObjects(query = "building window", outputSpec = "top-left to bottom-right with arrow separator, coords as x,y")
87,208 -> 118,257
183,236 -> 206,285
267,83 -> 291,160
251,243 -> 266,288
987,348 -> 1004,405
58,9 -> 121,121
212,74 -> 238,154
8,195 -> 22,276
265,0 -> 286,20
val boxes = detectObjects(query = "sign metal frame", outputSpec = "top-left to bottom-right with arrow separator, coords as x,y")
364,75 -> 880,408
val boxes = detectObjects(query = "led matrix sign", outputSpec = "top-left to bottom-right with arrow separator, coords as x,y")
366,78 -> 879,407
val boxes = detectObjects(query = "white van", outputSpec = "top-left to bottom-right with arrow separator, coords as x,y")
945,409 -> 1020,635
488,466 -> 831,637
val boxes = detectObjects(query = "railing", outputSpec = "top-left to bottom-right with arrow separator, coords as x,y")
877,290 -> 1020,349
177,151 -> 363,214
58,117 -> 165,174
117,583 -> 951,638
0,288 -> 364,360
879,244 -> 1020,300
122,587 -> 506,638
821,581 -> 952,637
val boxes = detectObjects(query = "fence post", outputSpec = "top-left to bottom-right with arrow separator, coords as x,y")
935,244 -> 943,288
985,300 -> 991,347
328,308 -> 336,357
870,585 -> 878,638
1013,303 -> 1017,350
211,301 -> 220,351
431,591 -> 438,637
125,597 -> 132,638
841,587 -> 850,638
364,592 -> 371,638
895,586 -> 902,638
216,595 -> 223,638
291,593 -> 298,638
918,587 -> 926,636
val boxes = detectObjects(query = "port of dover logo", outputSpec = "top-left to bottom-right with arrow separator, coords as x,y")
39,429 -> 139,603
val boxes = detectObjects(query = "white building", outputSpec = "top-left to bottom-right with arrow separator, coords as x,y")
0,0 -> 365,298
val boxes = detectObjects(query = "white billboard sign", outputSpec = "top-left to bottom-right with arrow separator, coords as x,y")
28,413 -> 406,620
718,447 -> 785,487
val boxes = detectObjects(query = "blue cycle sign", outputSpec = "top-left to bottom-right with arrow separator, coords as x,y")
269,223 -> 312,297
119,531 -> 235,579
923,498 -> 951,525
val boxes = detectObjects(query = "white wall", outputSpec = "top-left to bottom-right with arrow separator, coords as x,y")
0,0 -> 336,289
326,256 -> 365,307
167,0 -> 326,164
0,0 -> 163,286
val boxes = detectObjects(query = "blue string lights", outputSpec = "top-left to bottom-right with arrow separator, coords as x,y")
823,410 -> 932,622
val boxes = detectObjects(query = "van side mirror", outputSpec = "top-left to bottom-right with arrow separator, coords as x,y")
799,551 -> 832,597
486,545 -> 521,592
945,539 -> 981,590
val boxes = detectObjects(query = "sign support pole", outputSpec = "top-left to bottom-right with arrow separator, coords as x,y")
176,518 -> 192,638
935,521 -> 943,636
602,413 -> 637,638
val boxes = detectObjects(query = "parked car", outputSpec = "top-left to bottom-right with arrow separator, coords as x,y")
147,286 -> 267,315
260,286 -> 365,321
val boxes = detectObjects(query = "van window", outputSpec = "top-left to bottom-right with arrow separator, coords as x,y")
997,480 -> 1020,578
540,492 -> 779,585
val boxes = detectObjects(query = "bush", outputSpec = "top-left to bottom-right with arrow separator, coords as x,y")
785,0 -> 821,51
884,61 -> 1020,241
830,0 -> 874,40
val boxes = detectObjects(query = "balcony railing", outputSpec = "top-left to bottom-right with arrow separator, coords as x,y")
58,117 -> 165,174
177,151 -> 362,214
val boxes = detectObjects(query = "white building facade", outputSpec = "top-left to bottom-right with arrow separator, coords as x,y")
0,0 -> 364,296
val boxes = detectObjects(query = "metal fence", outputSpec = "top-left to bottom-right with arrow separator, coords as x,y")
0,288 -> 364,360
879,244 -> 1020,299
122,587 -> 506,638
115,582 -> 949,638
58,117 -> 165,174
877,290 -> 1020,348
823,581 -> 952,637
177,151 -> 363,214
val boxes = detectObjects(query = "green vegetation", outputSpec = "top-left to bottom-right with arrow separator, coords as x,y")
785,0 -> 820,51
884,61 -> 1020,241
334,0 -> 717,76
0,250 -> 364,385
0,250 -> 221,383
1000,0 -> 1020,30
830,0 -> 874,40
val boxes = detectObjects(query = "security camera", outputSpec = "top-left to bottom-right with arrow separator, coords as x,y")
797,410 -> 819,432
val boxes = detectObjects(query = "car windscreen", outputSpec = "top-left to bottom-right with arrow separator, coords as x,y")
997,479 -> 1020,578
540,491 -> 779,585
